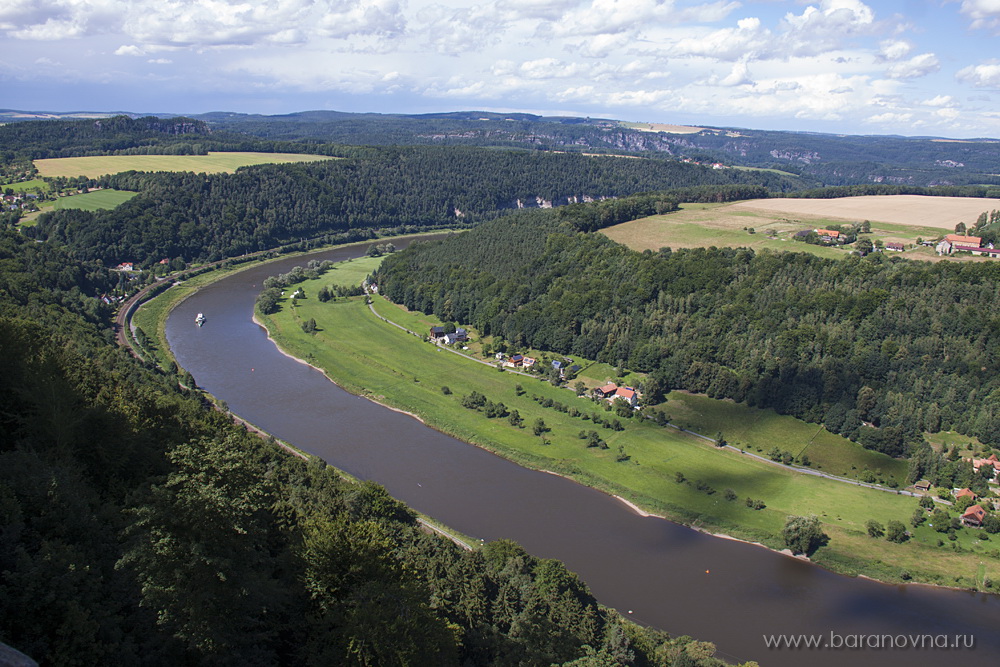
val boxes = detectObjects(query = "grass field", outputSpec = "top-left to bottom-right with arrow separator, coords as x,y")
52,189 -> 136,211
664,392 -> 907,484
34,151 -> 335,178
257,267 -> 1000,588
603,199 -> 993,262
4,179 -> 47,192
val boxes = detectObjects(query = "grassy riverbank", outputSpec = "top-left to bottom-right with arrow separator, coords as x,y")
256,266 -> 1000,591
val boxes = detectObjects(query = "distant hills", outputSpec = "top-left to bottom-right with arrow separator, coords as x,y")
4,108 -> 1000,188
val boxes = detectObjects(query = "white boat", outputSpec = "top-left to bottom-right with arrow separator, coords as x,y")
195,312 -> 206,326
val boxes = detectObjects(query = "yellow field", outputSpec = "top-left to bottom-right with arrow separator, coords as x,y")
619,121 -> 705,134
604,196 -> 1000,263
34,152 -> 335,178
728,195 -> 997,229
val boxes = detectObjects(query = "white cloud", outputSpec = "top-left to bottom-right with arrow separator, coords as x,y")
714,59 -> 753,87
115,44 -> 144,56
957,60 -> 1000,89
921,95 -> 954,107
670,17 -> 771,61
148,58 -> 172,64
865,111 -> 913,124
877,39 -> 910,61
961,0 -> 1000,31
885,52 -> 939,79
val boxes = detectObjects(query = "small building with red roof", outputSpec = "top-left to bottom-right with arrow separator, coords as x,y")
962,504 -> 987,528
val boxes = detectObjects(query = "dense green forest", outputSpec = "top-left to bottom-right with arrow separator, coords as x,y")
0,230 -> 745,666
24,142 -> 801,266
375,210 -> 1000,468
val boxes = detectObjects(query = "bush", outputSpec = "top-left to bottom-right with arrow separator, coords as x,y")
441,386 -> 452,395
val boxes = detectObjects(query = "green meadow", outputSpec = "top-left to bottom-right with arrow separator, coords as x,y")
34,151 -> 334,178
258,264 -> 999,588
665,392 -> 907,484
4,178 -> 47,192
53,189 -> 137,211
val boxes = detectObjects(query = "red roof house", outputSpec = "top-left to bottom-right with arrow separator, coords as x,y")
962,504 -> 987,527
955,488 -> 977,500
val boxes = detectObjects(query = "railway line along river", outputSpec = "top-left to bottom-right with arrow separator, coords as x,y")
166,240 -> 1000,667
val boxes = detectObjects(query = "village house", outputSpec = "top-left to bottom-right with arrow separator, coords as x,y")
429,326 -> 446,340
970,453 -> 1000,479
913,480 -> 932,492
885,242 -> 904,252
955,488 -> 977,501
614,387 -> 639,407
508,354 -> 524,367
593,383 -> 619,399
945,233 -> 982,248
115,262 -> 135,272
522,356 -> 536,368
816,229 -> 842,243
962,504 -> 987,528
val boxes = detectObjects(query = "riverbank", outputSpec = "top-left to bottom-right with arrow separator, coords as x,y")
254,272 -> 999,592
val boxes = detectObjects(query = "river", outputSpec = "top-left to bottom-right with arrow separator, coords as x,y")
166,240 -> 1000,666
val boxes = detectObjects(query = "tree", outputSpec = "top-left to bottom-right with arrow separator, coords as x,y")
955,221 -> 967,234
301,317 -> 317,334
782,515 -> 826,555
533,418 -> 549,436
886,520 -> 908,543
865,519 -> 884,538
508,409 -> 523,428
855,238 -> 873,255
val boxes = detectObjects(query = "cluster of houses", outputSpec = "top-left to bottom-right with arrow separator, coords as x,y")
429,326 -> 469,346
2,191 -> 40,212
792,228 -> 845,244
592,382 -> 640,407
957,454 -> 999,527
679,158 -> 727,170
496,352 -> 537,369
936,234 -> 1000,258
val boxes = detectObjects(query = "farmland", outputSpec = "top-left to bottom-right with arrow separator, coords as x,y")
729,195 -> 998,229
34,151 -> 334,178
603,195 -> 999,260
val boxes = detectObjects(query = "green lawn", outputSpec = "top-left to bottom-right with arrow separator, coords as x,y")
259,269 -> 999,587
3,179 -> 47,192
52,189 -> 136,211
665,392 -> 907,484
34,151 -> 335,178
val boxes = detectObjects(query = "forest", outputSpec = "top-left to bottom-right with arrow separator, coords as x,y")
375,210 -> 1000,468
24,140 -> 802,266
0,228 -> 744,666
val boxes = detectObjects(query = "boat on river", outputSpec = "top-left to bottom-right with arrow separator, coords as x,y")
195,312 -> 206,326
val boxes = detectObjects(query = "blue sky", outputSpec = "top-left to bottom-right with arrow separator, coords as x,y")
2,1 -> 1000,138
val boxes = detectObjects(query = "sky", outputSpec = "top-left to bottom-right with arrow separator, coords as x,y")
2,0 -> 1000,138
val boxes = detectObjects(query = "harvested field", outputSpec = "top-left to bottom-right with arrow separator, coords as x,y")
619,121 -> 705,134
728,195 -> 998,229
34,151 -> 334,178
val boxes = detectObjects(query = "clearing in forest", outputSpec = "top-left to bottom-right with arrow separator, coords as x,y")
34,152 -> 334,178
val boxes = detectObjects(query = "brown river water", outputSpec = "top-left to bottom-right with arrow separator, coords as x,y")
166,240 -> 1000,666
